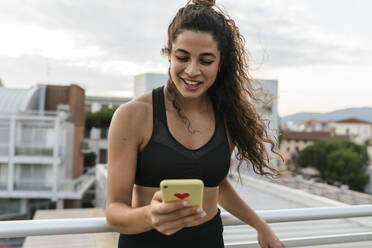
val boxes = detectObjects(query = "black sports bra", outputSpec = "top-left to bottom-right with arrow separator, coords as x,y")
135,86 -> 230,187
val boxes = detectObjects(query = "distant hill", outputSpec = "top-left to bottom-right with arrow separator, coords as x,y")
281,107 -> 372,125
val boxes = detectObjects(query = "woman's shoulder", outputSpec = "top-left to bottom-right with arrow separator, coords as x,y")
112,91 -> 153,126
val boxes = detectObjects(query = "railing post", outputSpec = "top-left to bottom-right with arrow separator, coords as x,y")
8,115 -> 16,192
52,116 -> 60,201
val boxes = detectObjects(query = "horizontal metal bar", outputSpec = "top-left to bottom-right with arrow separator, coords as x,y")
0,218 -> 111,238
1,205 -> 372,238
221,204 -> 372,225
226,232 -> 372,248
0,115 -> 58,121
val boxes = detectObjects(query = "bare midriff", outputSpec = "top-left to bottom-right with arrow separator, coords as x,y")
132,184 -> 219,227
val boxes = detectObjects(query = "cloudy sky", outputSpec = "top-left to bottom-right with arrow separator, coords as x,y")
1,0 -> 371,116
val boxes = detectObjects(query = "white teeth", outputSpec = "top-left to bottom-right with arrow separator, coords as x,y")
184,79 -> 200,85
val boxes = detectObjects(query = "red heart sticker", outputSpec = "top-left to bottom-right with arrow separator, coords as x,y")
174,193 -> 190,200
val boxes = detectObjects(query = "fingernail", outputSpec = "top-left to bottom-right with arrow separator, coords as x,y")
196,207 -> 203,213
182,201 -> 188,206
200,212 -> 206,218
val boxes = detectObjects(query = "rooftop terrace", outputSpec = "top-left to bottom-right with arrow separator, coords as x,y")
2,174 -> 372,247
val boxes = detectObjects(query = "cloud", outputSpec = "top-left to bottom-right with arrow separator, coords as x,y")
0,55 -> 133,92
226,1 -> 372,68
0,0 -> 371,95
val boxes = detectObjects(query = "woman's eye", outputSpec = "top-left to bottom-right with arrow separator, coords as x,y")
201,61 -> 213,65
176,57 -> 188,62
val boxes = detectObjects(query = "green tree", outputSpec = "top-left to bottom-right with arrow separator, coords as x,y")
85,107 -> 117,131
0,78 -> 4,87
83,152 -> 97,169
298,140 -> 369,192
84,107 -> 117,168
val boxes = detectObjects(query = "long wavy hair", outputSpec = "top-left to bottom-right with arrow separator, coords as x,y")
162,0 -> 282,177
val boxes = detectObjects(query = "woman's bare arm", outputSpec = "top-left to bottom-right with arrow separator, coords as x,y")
105,100 -> 154,234
105,99 -> 206,235
218,177 -> 267,230
218,177 -> 284,247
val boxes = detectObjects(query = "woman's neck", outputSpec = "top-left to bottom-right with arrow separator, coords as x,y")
164,85 -> 211,114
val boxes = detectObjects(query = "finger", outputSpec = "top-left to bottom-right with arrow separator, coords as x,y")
152,199 -> 187,215
161,210 -> 206,232
151,206 -> 203,231
152,191 -> 162,202
160,206 -> 204,223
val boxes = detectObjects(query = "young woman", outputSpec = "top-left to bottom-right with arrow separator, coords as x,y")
106,0 -> 284,247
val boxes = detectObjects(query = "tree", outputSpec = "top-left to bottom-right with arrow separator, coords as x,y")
85,107 -> 117,131
84,107 -> 117,169
298,140 -> 370,192
0,78 -> 4,87
83,151 -> 97,169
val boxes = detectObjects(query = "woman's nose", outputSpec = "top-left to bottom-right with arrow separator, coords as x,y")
185,61 -> 201,76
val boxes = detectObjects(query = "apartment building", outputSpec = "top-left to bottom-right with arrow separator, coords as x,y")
330,118 -> 372,145
0,84 -> 94,219
84,95 -> 131,164
279,130 -> 349,165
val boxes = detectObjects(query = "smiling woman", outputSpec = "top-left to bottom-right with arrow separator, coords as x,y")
168,30 -> 220,100
105,0 -> 284,247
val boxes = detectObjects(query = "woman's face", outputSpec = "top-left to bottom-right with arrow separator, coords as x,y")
169,30 -> 221,99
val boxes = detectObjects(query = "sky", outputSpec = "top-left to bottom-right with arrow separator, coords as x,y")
0,0 -> 371,116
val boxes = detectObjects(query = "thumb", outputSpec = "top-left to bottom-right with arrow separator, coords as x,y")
152,190 -> 163,203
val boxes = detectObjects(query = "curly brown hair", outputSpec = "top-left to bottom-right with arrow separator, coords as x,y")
162,0 -> 282,177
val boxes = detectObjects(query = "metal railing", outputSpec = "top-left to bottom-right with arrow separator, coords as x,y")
1,205 -> 372,247
269,177 -> 372,205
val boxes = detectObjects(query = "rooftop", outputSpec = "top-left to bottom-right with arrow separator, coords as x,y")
85,95 -> 131,103
336,118 -> 372,125
282,130 -> 349,141
0,88 -> 30,114
224,174 -> 372,247
9,174 -> 372,247
22,208 -> 117,248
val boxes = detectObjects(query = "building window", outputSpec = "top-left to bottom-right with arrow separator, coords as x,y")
0,163 -> 8,188
16,164 -> 47,190
84,129 -> 91,139
101,104 -> 108,109
100,128 -> 108,139
85,104 -> 92,111
99,149 -> 107,164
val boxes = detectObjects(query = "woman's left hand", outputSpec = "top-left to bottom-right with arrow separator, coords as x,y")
256,224 -> 285,248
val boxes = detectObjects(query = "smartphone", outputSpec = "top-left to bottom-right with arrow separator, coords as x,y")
160,179 -> 204,207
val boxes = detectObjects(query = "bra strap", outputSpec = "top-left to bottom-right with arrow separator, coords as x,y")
152,86 -> 167,125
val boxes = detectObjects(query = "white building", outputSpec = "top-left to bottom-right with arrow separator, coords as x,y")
330,118 -> 372,145
84,95 -> 131,164
252,79 -> 279,139
0,85 -> 94,218
134,73 -> 168,98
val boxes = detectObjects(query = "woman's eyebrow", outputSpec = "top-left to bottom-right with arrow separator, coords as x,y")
175,48 -> 216,58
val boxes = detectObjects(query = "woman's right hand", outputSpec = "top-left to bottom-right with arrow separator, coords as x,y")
146,191 -> 206,236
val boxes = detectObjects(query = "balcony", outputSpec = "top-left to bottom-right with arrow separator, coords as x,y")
15,147 -> 53,157
1,205 -> 372,247
2,172 -> 372,247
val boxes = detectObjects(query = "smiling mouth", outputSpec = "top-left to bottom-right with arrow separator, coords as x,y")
182,78 -> 201,86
